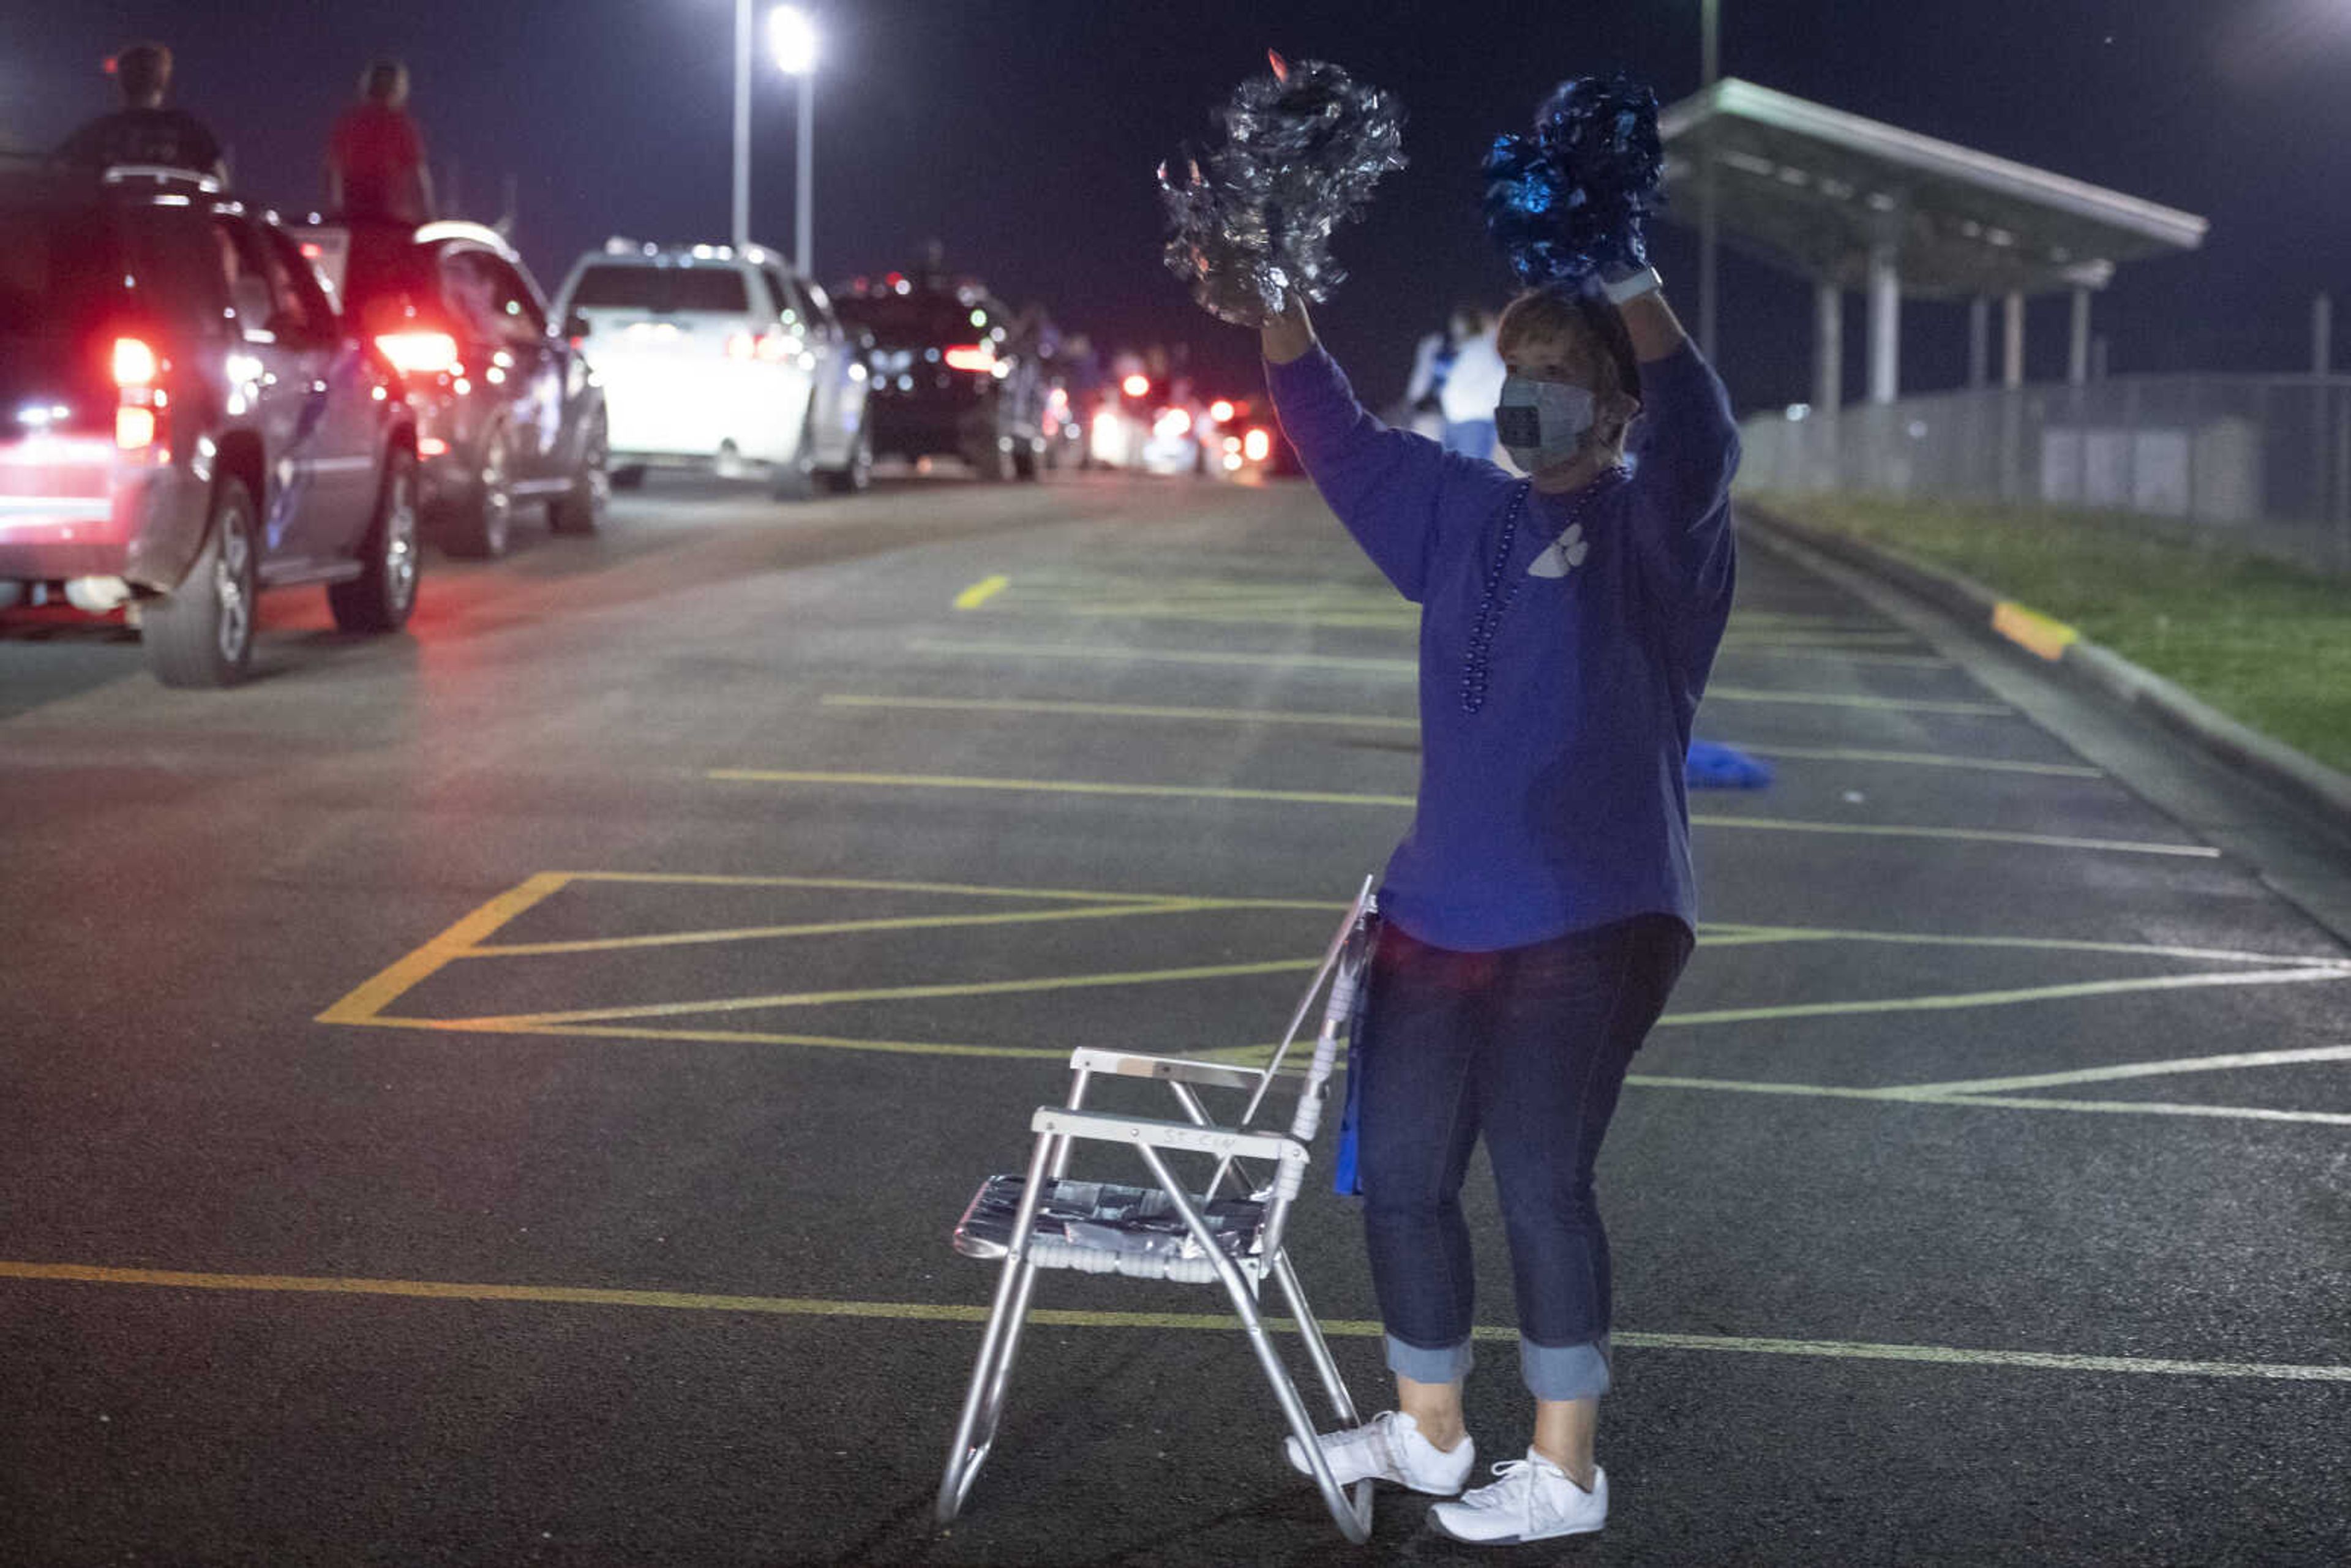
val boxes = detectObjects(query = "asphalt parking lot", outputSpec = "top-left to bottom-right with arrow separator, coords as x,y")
1,467 -> 2345,1565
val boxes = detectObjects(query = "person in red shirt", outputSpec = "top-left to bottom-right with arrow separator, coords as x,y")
326,58 -> 433,223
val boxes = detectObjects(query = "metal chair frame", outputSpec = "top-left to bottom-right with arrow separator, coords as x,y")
935,879 -> 1379,1544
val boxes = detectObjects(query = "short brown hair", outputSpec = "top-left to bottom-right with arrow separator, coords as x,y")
1495,283 -> 1641,403
113,43 -> 171,103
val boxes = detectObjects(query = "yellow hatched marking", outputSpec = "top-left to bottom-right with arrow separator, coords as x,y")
315,872 -> 572,1026
444,957 -> 1323,1029
6,1261 -> 2345,1380
354,1015 -> 1076,1060
468,900 -> 1207,958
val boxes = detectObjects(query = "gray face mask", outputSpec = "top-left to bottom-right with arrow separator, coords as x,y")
1494,375 -> 1595,472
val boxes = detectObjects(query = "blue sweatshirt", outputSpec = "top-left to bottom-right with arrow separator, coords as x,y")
1266,339 -> 1738,950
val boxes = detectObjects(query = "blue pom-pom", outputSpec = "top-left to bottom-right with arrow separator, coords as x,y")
1482,73 -> 1663,289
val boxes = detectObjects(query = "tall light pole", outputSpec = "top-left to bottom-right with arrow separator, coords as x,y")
1698,0 -> 1720,361
771,6 -> 818,276
732,0 -> 752,249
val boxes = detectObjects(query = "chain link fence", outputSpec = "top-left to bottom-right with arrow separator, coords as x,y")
1736,375 -> 2351,576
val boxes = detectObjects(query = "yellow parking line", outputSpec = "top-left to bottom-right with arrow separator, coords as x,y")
912,636 -> 1419,674
1725,743 -> 2101,778
1678,923 -> 2345,967
1630,1075 -> 2351,1126
705,769 -> 2210,855
1703,685 -> 2011,715
708,768 -> 1417,808
1897,1043 -> 2351,1097
6,1261 -> 2344,1381
952,574 -> 1010,610
1657,966 -> 2349,1027
822,694 -> 1417,730
1717,647 -> 1952,669
448,956 -> 1323,1029
822,698 -> 2085,777
559,869 -> 1322,906
1691,814 -> 2216,857
468,901 -> 1209,958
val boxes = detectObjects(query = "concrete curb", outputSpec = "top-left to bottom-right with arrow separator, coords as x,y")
1734,499 -> 2351,836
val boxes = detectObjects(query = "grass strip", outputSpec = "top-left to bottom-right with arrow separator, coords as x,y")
1745,492 -> 2351,773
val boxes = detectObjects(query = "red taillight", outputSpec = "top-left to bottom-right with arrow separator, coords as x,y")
112,336 -> 157,388
944,343 -> 996,373
111,337 -> 163,452
1243,427 -> 1272,463
1121,373 -> 1150,398
1209,399 -> 1235,424
418,435 -> 451,457
299,241 -> 323,260
375,329 -> 460,375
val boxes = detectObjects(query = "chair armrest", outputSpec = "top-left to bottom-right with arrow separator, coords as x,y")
1066,1048 -> 1264,1093
1032,1107 -> 1307,1166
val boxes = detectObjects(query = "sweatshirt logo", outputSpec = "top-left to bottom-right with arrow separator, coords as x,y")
1526,523 -> 1589,579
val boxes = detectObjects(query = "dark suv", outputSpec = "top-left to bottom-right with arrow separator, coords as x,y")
0,166 -> 417,686
302,218 -> 609,558
834,274 -> 1046,479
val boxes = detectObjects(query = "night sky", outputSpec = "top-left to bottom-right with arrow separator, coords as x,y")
6,1 -> 2346,413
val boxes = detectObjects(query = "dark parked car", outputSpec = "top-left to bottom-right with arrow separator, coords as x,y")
0,165 -> 419,686
834,273 -> 1046,479
298,217 -> 609,557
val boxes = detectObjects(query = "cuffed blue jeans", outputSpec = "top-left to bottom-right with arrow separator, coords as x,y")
1355,913 -> 1692,1401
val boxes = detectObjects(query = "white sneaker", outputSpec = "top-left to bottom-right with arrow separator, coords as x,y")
1429,1450 -> 1607,1544
1282,1410 -> 1475,1495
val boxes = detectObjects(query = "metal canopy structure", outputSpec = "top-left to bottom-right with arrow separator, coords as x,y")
1658,78 -> 2208,403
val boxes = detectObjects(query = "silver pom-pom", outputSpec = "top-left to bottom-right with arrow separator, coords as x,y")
1157,51 -> 1407,326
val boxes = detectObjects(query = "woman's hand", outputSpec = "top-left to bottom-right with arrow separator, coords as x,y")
1261,293 -> 1317,364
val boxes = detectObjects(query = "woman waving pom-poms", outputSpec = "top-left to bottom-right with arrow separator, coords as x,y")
1167,62 -> 1740,1548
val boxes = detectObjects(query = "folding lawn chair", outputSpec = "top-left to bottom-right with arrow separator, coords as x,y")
935,877 -> 1380,1544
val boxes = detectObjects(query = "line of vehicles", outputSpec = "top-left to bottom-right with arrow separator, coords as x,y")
1,158 -> 1291,689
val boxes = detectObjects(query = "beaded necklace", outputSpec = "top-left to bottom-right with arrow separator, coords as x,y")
1458,468 -> 1624,715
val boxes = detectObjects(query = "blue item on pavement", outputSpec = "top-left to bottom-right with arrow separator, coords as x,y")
1685,739 -> 1773,788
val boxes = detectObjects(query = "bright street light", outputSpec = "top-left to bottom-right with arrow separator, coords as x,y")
770,6 -> 818,74
771,7 -> 818,276
729,4 -> 820,272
